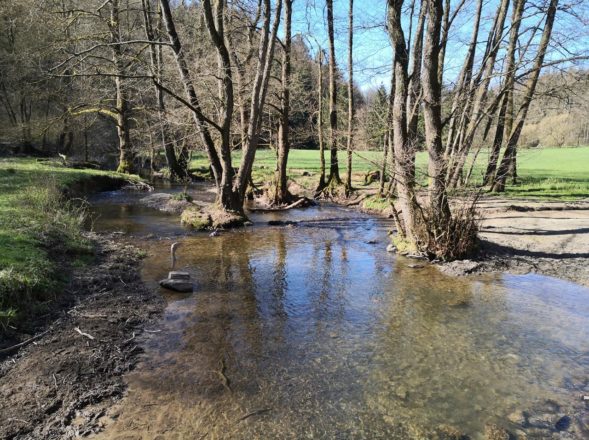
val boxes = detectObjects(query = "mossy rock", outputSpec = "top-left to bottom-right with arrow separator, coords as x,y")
180,206 -> 212,230
209,207 -> 248,229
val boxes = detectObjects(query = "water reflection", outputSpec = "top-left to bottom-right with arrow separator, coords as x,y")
90,202 -> 589,440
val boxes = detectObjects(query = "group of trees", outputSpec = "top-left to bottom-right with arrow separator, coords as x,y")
1,0 -> 587,258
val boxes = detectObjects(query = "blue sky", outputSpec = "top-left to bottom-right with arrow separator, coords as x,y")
287,0 -> 589,93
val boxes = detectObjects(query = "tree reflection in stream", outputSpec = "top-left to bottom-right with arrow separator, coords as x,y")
90,205 -> 588,440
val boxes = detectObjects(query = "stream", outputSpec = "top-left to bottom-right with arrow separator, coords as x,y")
87,185 -> 589,439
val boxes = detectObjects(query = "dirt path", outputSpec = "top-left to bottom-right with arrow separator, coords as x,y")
0,234 -> 164,439
440,199 -> 589,286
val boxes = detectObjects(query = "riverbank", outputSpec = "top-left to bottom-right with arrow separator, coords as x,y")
439,199 -> 589,287
0,158 -> 143,331
0,233 -> 164,439
0,158 -> 165,439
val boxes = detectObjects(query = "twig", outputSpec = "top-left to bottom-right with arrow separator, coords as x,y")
237,408 -> 271,422
8,418 -> 30,425
0,329 -> 51,354
123,332 -> 136,344
74,327 -> 95,340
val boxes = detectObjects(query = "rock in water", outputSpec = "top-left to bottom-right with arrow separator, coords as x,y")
160,271 -> 193,292
484,424 -> 510,440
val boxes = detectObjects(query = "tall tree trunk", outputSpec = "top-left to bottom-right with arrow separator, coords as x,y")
159,0 -> 223,188
437,0 -> 450,85
483,0 -> 524,186
326,0 -> 341,185
202,0 -> 240,211
274,0 -> 293,205
234,0 -> 283,200
142,0 -> 186,180
492,0 -> 558,192
111,0 -> 135,174
378,131 -> 388,196
447,0 -> 510,188
345,0 -> 354,194
422,0 -> 451,223
387,0 -> 418,244
443,0 -> 483,159
407,0 -> 426,145
316,49 -> 326,191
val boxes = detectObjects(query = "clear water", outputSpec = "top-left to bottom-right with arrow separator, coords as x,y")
88,189 -> 589,439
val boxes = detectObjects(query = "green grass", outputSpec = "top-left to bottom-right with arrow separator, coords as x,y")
191,146 -> 589,200
0,158 -> 137,328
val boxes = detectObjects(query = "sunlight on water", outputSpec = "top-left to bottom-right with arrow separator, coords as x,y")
89,196 -> 589,440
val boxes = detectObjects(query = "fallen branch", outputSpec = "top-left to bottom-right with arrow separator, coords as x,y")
250,197 -> 310,212
0,328 -> 51,354
74,327 -> 95,340
344,193 -> 369,206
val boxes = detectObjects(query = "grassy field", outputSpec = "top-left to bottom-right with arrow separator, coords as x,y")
190,146 -> 589,200
0,158 -> 136,327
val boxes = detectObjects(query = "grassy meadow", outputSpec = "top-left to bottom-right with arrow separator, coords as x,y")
190,146 -> 589,200
0,158 -> 136,327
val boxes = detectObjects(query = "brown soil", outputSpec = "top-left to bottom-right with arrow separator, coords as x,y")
439,199 -> 589,286
0,234 -> 164,439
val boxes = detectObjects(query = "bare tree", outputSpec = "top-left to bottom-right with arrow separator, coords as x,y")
492,0 -> 559,192
274,0 -> 294,205
159,0 -> 282,221
483,0 -> 525,186
345,0 -> 354,194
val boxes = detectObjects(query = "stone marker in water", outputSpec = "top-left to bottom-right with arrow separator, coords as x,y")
159,271 -> 193,293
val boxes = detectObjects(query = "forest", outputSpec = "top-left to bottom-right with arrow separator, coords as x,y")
1,0 -> 589,439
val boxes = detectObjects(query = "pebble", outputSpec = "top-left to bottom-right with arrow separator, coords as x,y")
555,415 -> 571,431
507,409 -> 527,426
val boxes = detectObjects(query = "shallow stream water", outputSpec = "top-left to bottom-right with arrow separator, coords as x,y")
87,186 -> 589,439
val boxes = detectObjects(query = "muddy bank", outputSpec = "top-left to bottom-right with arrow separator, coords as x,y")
439,200 -> 589,287
0,234 -> 164,439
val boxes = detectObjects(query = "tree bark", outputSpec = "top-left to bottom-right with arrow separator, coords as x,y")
345,0 -> 354,194
422,0 -> 451,223
274,0 -> 293,205
326,0 -> 341,185
407,0 -> 427,144
316,49 -> 326,191
110,0 -> 135,174
387,0 -> 418,245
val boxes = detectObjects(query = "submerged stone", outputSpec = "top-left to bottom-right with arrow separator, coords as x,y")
484,424 -> 510,440
507,409 -> 527,426
555,415 -> 571,431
